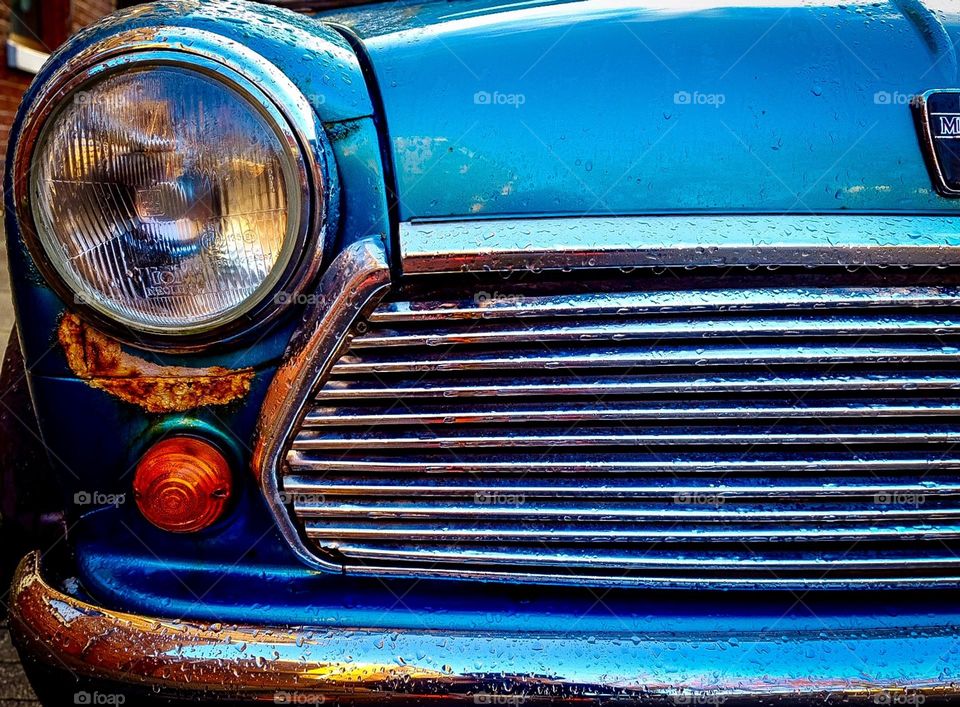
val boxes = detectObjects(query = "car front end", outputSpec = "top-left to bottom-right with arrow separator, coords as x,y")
5,0 -> 960,703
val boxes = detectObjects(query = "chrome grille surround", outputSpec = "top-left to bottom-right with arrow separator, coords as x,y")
256,217 -> 960,588
252,237 -> 391,571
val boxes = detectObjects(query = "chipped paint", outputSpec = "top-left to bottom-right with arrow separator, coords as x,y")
58,314 -> 254,413
395,135 -> 446,175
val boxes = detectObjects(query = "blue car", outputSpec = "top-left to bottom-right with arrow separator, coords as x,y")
4,0 -> 960,703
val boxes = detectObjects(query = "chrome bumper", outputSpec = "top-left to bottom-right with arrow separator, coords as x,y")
9,551 -> 960,704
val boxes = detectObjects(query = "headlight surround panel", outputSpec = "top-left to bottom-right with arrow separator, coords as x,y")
11,29 -> 334,351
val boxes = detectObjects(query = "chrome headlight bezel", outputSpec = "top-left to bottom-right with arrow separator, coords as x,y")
12,28 -> 334,351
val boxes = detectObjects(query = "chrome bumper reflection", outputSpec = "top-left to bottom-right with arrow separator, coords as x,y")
8,551 -> 960,704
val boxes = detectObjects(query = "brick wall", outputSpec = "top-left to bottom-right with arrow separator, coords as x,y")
71,0 -> 116,36
0,4 -> 35,160
0,0 -> 117,165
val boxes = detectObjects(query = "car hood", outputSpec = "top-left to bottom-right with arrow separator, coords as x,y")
321,0 -> 960,219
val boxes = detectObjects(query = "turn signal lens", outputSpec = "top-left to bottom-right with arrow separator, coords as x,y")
133,437 -> 232,533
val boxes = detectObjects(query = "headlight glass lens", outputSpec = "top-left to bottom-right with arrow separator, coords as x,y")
31,65 -> 301,334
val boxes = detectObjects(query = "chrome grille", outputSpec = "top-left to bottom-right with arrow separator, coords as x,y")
281,277 -> 960,588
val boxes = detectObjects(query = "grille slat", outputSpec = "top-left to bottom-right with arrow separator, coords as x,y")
332,343 -> 960,374
303,523 -> 960,543
351,315 -> 960,348
318,544 -> 960,571
303,401 -> 960,426
284,478 -> 960,499
291,501 -> 960,524
291,427 -> 960,450
367,286 -> 960,322
287,449 -> 960,478
280,280 -> 960,588
316,373 -> 960,399
285,453 -> 960,475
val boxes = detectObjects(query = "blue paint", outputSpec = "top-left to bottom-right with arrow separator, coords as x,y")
326,0 -> 960,219
4,3 -> 960,685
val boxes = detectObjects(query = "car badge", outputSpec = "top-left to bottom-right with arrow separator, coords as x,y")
913,89 -> 960,198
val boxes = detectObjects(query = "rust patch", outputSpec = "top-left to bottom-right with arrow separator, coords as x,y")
58,313 -> 254,413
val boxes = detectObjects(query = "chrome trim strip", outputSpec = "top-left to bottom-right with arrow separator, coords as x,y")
369,286 -> 960,322
399,215 -> 960,274
252,237 -> 391,572
10,551 -> 960,703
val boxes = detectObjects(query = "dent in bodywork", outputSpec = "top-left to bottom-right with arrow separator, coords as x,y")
58,314 -> 254,413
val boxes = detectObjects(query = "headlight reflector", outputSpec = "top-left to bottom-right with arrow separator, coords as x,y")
29,63 -> 304,335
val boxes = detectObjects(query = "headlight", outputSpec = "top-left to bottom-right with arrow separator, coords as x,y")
14,33 -> 331,348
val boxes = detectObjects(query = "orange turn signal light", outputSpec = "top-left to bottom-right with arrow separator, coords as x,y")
133,437 -> 232,533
